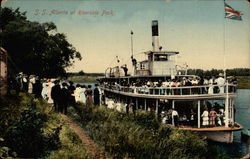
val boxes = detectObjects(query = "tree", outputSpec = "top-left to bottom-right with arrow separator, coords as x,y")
78,70 -> 85,75
0,8 -> 82,77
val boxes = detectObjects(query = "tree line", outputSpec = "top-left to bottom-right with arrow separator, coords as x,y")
186,68 -> 250,77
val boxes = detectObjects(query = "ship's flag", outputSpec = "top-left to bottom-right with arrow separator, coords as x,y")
224,2 -> 243,20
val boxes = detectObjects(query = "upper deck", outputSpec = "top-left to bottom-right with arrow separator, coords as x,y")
100,83 -> 237,100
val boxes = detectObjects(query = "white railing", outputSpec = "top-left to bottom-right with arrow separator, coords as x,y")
101,84 -> 237,96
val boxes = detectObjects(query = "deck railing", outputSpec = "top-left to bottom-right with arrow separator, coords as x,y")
102,84 -> 237,96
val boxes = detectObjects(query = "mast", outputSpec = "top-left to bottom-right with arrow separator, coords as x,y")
130,30 -> 134,58
225,80 -> 229,127
223,0 -> 227,79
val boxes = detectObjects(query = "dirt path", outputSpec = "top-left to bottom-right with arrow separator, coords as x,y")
61,114 -> 107,159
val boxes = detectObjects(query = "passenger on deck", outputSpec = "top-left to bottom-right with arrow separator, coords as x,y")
201,107 -> 209,127
217,73 -> 225,94
190,109 -> 196,126
203,77 -> 209,85
130,102 -> 136,115
172,109 -> 179,126
209,108 -> 217,126
121,64 -> 128,76
216,112 -> 222,126
191,77 -> 198,85
208,81 -> 214,94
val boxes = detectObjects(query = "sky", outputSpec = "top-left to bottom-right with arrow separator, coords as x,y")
3,0 -> 250,73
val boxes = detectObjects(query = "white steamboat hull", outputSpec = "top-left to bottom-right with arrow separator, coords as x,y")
198,131 -> 233,143
180,124 -> 243,143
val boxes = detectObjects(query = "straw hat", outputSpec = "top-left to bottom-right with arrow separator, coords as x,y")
219,73 -> 224,77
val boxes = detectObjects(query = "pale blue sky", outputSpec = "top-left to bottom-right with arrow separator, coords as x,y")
3,0 -> 250,73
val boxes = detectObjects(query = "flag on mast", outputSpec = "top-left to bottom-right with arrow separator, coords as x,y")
224,2 -> 243,20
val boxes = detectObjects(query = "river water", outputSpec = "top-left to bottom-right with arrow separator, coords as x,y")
212,89 -> 250,158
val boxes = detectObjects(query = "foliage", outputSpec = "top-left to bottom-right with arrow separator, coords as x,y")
0,138 -> 16,158
46,118 -> 90,159
78,70 -> 85,75
0,93 -> 90,158
187,68 -> 250,77
1,7 -> 82,77
4,108 -> 61,158
0,93 -> 32,136
69,104 -> 212,159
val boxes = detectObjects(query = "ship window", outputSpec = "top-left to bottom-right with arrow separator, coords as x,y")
140,63 -> 145,70
154,54 -> 168,61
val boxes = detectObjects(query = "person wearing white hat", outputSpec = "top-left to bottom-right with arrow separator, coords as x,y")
217,73 -> 225,94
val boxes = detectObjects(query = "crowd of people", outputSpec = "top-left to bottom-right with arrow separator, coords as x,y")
8,72 -> 102,114
201,105 -> 228,127
160,101 -> 229,128
102,74 -> 237,95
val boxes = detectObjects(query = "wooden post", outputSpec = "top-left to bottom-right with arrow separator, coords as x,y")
144,99 -> 147,111
172,100 -> 175,109
136,98 -> 138,110
155,99 -> 159,116
225,81 -> 229,127
198,100 -> 201,128
231,99 -> 234,123
172,100 -> 175,126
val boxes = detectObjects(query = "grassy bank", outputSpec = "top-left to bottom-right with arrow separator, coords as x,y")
68,103 -> 229,159
0,93 -> 90,159
237,76 -> 250,89
67,75 -> 99,83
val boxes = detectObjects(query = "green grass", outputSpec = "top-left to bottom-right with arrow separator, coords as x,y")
46,117 -> 90,159
237,76 -> 250,89
68,103 -> 229,159
67,75 -> 99,83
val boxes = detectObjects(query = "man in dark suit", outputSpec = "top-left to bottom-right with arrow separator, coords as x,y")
51,80 -> 61,112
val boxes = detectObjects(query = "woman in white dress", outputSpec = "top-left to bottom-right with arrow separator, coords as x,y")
80,85 -> 86,104
74,84 -> 82,103
201,107 -> 209,127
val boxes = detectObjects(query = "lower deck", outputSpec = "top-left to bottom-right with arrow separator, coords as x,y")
179,123 -> 243,132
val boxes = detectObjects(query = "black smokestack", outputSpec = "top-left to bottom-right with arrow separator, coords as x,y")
152,20 -> 159,36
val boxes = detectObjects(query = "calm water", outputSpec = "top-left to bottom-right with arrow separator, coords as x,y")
212,89 -> 250,158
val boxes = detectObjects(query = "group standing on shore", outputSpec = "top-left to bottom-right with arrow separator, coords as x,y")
8,72 -> 102,114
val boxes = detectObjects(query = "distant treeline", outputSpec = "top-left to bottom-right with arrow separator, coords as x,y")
186,68 -> 250,77
67,71 -> 104,77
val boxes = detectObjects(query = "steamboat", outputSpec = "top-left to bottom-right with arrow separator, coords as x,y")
98,20 -> 242,143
